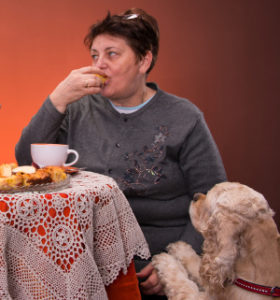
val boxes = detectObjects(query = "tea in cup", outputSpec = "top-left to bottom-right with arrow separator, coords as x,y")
31,144 -> 79,168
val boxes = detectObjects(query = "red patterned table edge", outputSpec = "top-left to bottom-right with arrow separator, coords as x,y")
0,171 -> 150,300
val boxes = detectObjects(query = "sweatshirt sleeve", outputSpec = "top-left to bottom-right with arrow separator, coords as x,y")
179,112 -> 227,196
178,113 -> 227,253
15,97 -> 67,165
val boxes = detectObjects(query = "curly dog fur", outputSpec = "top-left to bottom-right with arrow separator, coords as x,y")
152,182 -> 280,300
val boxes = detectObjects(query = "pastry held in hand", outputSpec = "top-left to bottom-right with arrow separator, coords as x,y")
94,74 -> 108,85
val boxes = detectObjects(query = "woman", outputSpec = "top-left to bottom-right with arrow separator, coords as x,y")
16,8 -> 227,299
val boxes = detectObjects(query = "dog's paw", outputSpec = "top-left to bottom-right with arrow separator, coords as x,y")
167,241 -> 202,287
167,241 -> 197,262
152,253 -> 201,300
152,253 -> 176,276
152,253 -> 189,282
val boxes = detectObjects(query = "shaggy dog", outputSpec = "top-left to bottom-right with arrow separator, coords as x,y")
152,182 -> 280,300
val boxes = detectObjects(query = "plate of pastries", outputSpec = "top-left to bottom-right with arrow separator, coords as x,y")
0,163 -> 70,193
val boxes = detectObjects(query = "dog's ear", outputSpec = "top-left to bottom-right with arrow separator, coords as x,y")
215,183 -> 274,221
200,209 -> 245,291
199,182 -> 275,292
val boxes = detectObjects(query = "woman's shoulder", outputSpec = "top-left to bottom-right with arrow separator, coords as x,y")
150,83 -> 202,116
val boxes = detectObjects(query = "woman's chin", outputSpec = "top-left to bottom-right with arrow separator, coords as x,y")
100,89 -> 111,98
100,86 -> 116,99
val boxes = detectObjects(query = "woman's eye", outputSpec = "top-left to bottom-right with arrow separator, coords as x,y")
91,54 -> 98,61
108,51 -> 117,57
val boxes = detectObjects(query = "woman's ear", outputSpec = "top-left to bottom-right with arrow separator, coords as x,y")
139,51 -> 153,74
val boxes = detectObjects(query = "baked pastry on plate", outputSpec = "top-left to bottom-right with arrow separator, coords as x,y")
0,163 -> 67,191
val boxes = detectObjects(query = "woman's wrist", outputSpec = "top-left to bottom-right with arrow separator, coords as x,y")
49,91 -> 68,114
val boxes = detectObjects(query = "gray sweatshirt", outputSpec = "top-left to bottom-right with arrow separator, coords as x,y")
16,83 -> 227,271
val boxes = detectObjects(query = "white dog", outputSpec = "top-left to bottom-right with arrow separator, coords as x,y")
152,182 -> 280,300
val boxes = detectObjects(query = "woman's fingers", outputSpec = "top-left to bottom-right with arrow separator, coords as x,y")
140,271 -> 165,295
137,263 -> 165,296
140,270 -> 158,289
141,283 -> 164,295
69,66 -> 107,89
83,74 -> 106,89
49,66 -> 107,113
136,262 -> 154,279
76,66 -> 107,79
78,65 -> 96,74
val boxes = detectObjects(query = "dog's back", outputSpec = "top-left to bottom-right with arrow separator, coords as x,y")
236,216 -> 280,279
226,215 -> 280,299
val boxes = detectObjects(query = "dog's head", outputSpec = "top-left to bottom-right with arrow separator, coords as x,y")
190,182 -> 275,291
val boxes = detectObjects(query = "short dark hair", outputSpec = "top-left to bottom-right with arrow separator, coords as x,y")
84,8 -> 159,74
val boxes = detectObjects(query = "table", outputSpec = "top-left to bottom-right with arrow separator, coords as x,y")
0,171 -> 150,299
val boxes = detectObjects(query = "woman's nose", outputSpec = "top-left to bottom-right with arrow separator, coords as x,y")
94,56 -> 107,69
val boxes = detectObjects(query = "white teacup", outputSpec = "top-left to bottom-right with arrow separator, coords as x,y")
31,144 -> 79,168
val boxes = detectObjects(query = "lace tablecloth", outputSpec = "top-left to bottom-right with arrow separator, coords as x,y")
0,171 -> 150,300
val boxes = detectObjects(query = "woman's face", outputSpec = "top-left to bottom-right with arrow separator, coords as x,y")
90,34 -> 147,101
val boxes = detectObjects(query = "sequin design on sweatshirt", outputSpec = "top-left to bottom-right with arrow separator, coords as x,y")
118,126 -> 169,193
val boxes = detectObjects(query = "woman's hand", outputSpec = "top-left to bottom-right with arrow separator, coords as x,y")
49,66 -> 106,113
136,262 -> 165,296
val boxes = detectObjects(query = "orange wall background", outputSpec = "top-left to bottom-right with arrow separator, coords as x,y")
0,0 -> 279,226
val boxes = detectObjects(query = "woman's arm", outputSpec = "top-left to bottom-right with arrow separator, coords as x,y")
15,66 -> 106,165
179,113 -> 227,195
178,112 -> 227,253
15,98 -> 67,165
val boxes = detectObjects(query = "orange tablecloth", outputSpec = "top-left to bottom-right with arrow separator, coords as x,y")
0,171 -> 150,299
